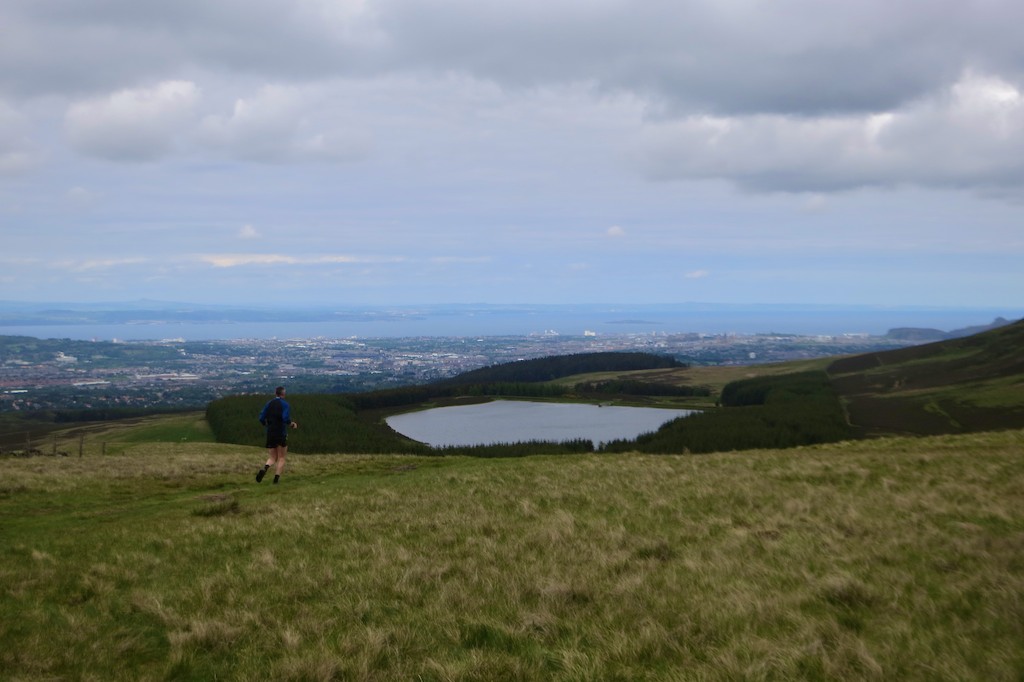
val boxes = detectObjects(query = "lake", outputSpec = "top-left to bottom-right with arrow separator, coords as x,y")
385,400 -> 696,447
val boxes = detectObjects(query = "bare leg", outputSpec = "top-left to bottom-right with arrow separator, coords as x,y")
256,449 -> 275,482
274,446 -> 288,475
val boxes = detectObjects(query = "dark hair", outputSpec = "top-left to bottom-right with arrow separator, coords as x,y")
275,386 -> 286,396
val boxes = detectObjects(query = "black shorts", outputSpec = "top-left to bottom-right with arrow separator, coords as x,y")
265,432 -> 288,449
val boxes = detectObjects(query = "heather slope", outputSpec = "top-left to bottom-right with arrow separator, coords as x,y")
826,318 -> 1024,436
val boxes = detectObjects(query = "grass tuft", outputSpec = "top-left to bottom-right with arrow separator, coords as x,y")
191,493 -> 242,517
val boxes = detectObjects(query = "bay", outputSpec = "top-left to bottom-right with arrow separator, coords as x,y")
0,305 -> 1009,341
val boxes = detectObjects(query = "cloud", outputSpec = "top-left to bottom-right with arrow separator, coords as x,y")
238,224 -> 260,239
4,1 -> 1022,197
64,80 -> 200,161
606,225 -> 625,238
198,84 -> 370,163
0,100 -> 37,174
800,194 -> 828,214
63,186 -> 100,209
636,71 -> 1024,194
684,269 -> 710,279
9,1 -> 1022,116
0,0 -> 379,97
429,256 -> 492,264
197,253 -> 407,268
369,0 -> 1024,116
53,257 -> 151,272
200,254 -> 301,268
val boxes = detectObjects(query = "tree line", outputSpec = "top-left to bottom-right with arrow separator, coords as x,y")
601,371 -> 852,454
436,351 -> 684,385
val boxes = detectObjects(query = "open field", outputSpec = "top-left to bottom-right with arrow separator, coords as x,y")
2,420 -> 1023,680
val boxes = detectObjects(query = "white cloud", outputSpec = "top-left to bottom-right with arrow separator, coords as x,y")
53,257 -> 151,272
64,186 -> 100,209
606,225 -> 625,238
800,194 -> 828,213
198,84 -> 369,163
200,254 -> 299,268
238,224 -> 260,239
684,269 -> 709,279
64,80 -> 200,161
197,253 -> 406,267
429,256 -> 492,264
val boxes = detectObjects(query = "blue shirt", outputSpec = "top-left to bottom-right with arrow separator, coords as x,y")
258,397 -> 291,435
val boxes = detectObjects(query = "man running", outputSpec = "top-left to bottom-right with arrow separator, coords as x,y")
256,386 -> 297,484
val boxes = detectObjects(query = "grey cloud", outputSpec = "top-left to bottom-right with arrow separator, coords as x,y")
6,0 -> 1024,197
0,0 -> 377,98
0,101 -> 37,174
373,0 -> 1024,116
636,72 -> 1024,193
5,0 -> 1022,116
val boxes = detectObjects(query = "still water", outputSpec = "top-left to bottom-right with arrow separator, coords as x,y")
386,400 -> 696,447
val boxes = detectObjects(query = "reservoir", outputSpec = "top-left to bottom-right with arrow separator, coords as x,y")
386,400 -> 696,448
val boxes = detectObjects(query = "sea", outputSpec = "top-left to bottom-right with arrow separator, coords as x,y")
0,306 -> 1016,342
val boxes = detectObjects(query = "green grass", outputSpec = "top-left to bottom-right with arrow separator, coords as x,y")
2,421 -> 1023,680
109,413 -> 217,444
558,358 -> 831,403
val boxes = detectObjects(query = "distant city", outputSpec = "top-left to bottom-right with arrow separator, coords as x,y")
2,302 -> 1017,414
0,330 -> 934,414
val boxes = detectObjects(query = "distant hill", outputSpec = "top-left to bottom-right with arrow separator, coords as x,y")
829,317 -> 1024,437
885,316 -> 1012,341
436,351 -> 684,385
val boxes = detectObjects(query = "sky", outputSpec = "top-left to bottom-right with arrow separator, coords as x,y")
2,0 -> 1023,309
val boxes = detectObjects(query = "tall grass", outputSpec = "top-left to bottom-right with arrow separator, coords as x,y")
2,429 -> 1023,679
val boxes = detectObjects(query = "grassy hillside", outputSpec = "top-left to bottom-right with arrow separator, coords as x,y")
2,421 -> 1022,680
603,370 -> 853,454
826,318 -> 1024,436
554,358 -> 832,401
579,320 -> 1024,440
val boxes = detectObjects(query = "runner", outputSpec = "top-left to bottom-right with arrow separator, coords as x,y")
256,386 -> 297,484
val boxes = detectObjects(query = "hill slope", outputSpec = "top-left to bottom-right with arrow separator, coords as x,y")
3,429 -> 1023,679
827,318 -> 1024,436
436,351 -> 683,385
